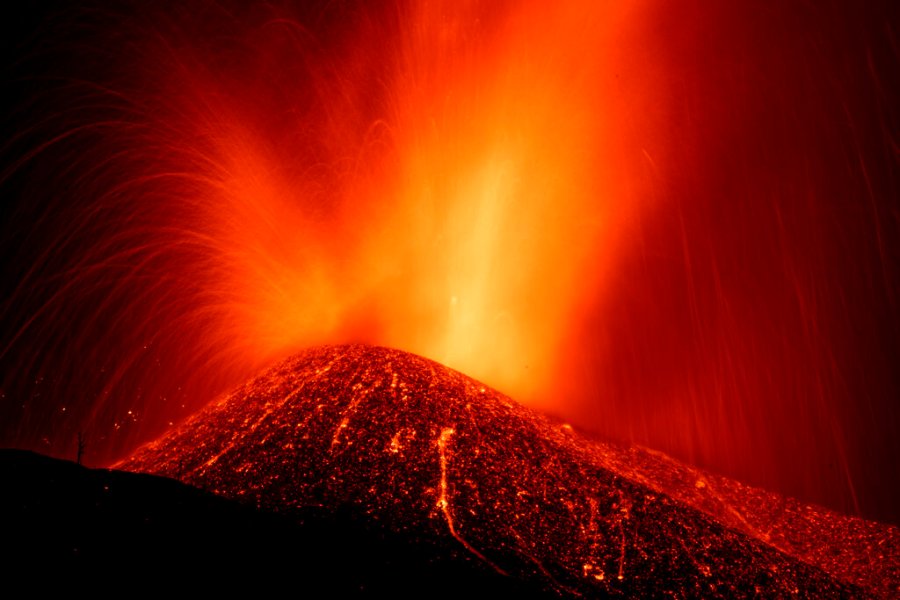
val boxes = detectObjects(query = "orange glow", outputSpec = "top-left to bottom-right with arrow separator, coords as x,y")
366,1 -> 654,404
109,2 -> 658,412
150,0 -> 663,409
3,0 -> 898,525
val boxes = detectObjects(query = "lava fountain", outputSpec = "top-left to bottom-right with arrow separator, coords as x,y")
0,0 -> 898,529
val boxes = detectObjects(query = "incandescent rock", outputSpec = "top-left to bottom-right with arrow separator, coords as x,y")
122,345 -> 884,596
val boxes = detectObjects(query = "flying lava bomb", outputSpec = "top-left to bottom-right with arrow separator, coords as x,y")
0,0 -> 898,594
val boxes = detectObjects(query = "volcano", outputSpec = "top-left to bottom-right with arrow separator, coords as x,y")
121,345 -> 898,596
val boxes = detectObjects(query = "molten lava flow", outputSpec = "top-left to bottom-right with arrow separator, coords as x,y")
1,0 -> 898,527
121,345 -> 899,597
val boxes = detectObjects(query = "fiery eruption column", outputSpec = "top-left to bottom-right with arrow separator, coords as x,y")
0,0 -> 898,525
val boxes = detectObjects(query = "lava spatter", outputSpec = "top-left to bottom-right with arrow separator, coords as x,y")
121,345 -> 895,596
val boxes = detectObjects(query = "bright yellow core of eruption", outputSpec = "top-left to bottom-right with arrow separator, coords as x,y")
199,1 -> 658,408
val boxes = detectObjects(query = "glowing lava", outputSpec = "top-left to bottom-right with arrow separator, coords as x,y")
122,345 -> 898,597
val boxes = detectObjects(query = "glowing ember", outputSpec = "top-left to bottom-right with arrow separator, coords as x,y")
122,346 -> 898,596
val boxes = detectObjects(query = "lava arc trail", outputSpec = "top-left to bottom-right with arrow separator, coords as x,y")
122,345 -> 899,597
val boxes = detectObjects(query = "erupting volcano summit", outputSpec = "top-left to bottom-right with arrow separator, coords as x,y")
122,345 -> 898,596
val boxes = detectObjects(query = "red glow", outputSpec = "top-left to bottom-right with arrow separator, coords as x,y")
0,1 -> 897,525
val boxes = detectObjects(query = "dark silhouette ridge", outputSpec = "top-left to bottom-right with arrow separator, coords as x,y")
0,448 -> 542,595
